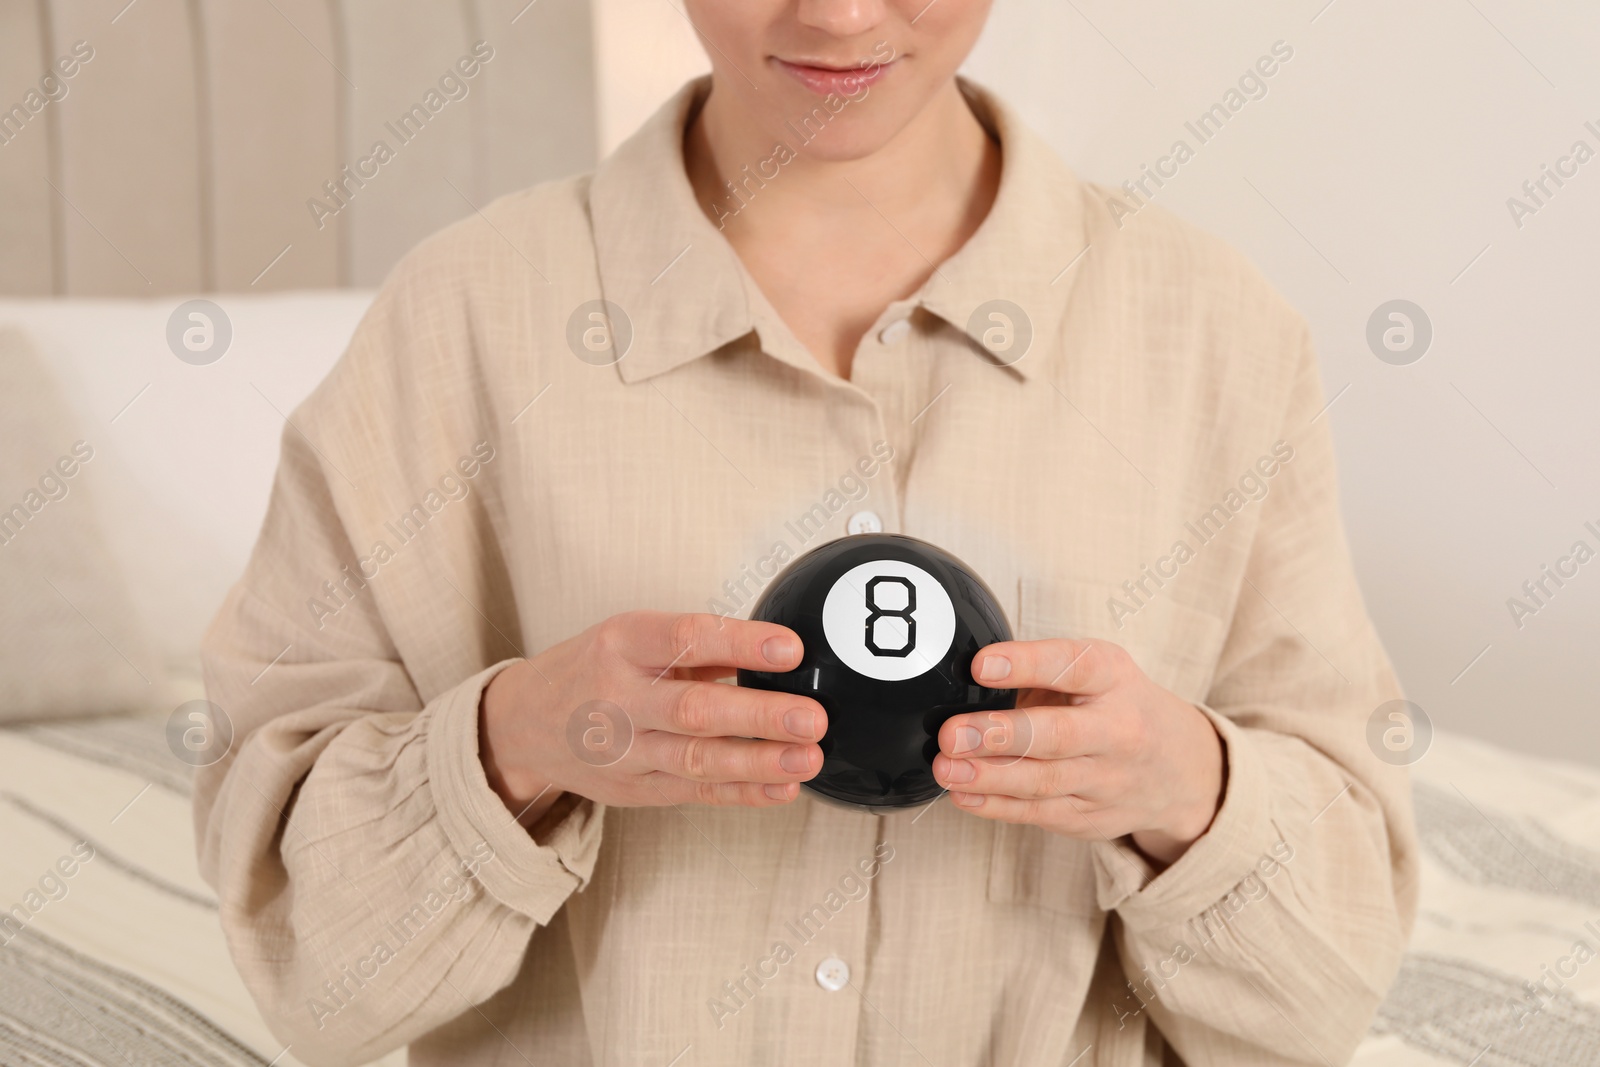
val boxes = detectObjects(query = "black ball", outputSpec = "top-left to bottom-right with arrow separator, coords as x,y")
737,533 -> 1016,810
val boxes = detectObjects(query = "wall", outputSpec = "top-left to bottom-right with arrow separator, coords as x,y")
0,0 -> 598,293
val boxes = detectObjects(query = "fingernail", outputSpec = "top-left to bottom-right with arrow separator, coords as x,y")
763,636 -> 799,665
978,655 -> 1011,682
943,759 -> 975,784
952,725 -> 982,754
780,746 -> 810,774
784,708 -> 818,740
952,791 -> 983,808
764,783 -> 793,801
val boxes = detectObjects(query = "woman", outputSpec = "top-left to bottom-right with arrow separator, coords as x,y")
197,2 -> 1417,1064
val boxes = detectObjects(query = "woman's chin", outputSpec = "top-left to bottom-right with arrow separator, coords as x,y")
758,107 -> 917,165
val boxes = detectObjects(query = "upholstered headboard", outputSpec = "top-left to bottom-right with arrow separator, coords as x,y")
0,0 -> 597,295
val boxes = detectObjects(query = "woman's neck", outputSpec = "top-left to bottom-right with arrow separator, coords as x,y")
686,77 -> 997,232
683,77 -> 1002,378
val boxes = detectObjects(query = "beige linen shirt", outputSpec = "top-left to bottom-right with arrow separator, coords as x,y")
197,75 -> 1418,1067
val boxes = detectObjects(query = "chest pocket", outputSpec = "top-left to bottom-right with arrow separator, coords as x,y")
1017,577 -> 1228,706
985,578 -> 1230,914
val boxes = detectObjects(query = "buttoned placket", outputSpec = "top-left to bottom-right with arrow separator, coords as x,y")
738,284 -> 912,543
850,299 -> 935,534
745,294 -> 941,533
743,794 -> 880,1062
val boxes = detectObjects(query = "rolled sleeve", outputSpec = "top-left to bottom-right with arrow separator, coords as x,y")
426,658 -> 606,925
1092,703 -> 1280,927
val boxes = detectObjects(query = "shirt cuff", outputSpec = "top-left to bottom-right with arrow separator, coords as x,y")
1091,702 -> 1280,932
426,658 -> 606,926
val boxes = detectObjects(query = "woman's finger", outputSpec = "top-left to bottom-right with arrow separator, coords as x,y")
639,679 -> 826,743
637,773 -> 804,807
608,611 -> 804,673
636,730 -> 821,785
945,789 -> 1118,836
937,704 -> 1115,761
932,752 -> 1101,800
972,637 -> 1125,696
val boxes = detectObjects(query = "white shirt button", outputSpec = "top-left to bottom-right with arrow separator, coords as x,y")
815,956 -> 850,992
846,510 -> 882,535
877,318 -> 911,346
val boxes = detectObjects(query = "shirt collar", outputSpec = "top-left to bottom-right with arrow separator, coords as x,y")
587,75 -> 1090,384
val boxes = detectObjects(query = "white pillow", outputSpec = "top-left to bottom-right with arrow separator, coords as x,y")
0,291 -> 375,704
0,326 -> 154,718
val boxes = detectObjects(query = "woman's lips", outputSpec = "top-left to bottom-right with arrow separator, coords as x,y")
773,57 -> 895,96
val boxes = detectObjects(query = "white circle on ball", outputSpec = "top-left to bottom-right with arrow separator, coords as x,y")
821,559 -> 956,681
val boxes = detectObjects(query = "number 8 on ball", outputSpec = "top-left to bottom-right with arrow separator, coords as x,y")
864,576 -> 915,657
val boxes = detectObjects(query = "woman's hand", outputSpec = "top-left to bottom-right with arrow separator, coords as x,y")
932,638 -> 1226,867
479,612 -> 827,827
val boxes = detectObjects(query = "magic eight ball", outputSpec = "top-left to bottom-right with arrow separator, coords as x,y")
737,533 -> 1016,810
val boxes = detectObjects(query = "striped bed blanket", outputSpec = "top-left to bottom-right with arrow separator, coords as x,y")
1,715 -> 1596,1066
